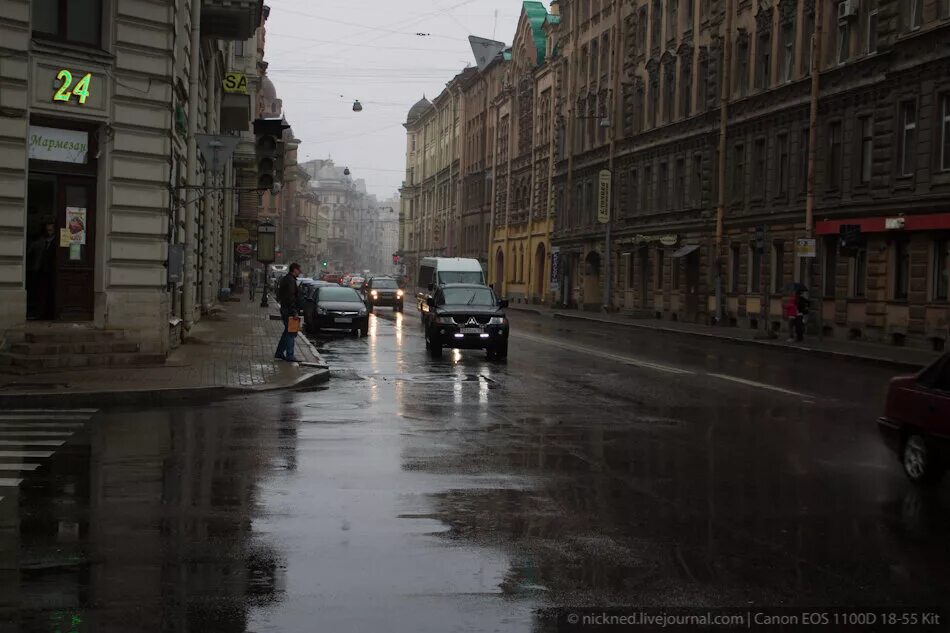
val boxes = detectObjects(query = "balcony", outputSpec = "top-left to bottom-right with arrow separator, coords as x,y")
201,0 -> 264,41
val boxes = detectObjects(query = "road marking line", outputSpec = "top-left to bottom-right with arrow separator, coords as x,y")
0,414 -> 94,420
0,451 -> 54,459
0,409 -> 97,413
0,463 -> 40,472
0,478 -> 23,488
516,332 -> 695,375
0,431 -> 73,437
707,373 -> 810,398
0,439 -> 66,447
0,423 -> 85,429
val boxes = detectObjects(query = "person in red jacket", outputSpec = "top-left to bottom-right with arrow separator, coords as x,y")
784,292 -> 799,343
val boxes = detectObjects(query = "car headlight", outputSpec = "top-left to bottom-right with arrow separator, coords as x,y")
489,316 -> 507,325
396,290 -> 404,297
371,290 -> 378,297
317,306 -> 328,315
436,316 -> 455,325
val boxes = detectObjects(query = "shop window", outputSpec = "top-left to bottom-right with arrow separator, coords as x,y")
32,0 -> 102,47
771,241 -> 785,294
894,239 -> 910,300
933,238 -> 949,301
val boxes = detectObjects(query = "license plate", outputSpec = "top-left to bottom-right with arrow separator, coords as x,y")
461,327 -> 482,334
335,318 -> 352,324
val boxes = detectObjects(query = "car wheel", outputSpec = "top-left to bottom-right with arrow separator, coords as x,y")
492,341 -> 508,361
903,434 -> 945,486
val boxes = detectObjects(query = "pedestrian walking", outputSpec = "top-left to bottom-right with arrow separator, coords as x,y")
784,292 -> 798,342
795,289 -> 811,343
248,268 -> 257,300
274,263 -> 302,362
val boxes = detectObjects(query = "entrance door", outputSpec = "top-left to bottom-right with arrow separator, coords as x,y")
26,175 -> 96,321
685,250 -> 701,321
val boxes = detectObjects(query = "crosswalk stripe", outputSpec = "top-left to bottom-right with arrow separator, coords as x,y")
0,409 -> 97,414
0,451 -> 54,459
0,439 -> 66,447
0,414 -> 93,421
0,431 -> 74,437
0,422 -> 85,429
0,478 -> 23,487
0,463 -> 40,472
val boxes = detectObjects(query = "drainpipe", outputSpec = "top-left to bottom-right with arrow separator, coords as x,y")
715,0 -> 734,325
564,0 -> 579,307
202,55 -> 217,310
487,98 -> 499,286
502,91 -> 514,298
183,0 -> 201,329
806,0 -> 824,340
603,0 -> 623,312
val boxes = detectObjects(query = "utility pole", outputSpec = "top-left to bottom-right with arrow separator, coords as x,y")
715,0 -> 734,325
603,0 -> 623,312
806,0 -> 825,340
183,0 -> 201,329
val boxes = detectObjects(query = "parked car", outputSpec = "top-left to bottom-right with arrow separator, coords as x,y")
423,284 -> 509,360
302,285 -> 369,337
320,273 -> 341,284
878,353 -> 950,486
365,277 -> 404,312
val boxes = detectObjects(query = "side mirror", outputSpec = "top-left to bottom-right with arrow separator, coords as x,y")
426,297 -> 435,308
427,283 -> 434,292
499,299 -> 509,309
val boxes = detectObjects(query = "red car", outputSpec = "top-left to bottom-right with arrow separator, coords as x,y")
878,353 -> 950,485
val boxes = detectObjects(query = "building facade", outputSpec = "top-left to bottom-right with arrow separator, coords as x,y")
0,0 -> 265,355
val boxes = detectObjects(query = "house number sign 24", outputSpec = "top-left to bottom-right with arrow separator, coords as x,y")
53,70 -> 93,105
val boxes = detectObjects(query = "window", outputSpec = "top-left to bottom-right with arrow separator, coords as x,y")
690,153 -> 702,206
781,23 -> 794,82
777,133 -> 790,195
900,100 -> 917,177
652,0 -> 663,49
685,0 -> 694,27
638,8 -> 649,53
934,238 -> 949,301
628,169 -> 639,216
772,242 -> 785,294
665,65 -> 676,122
672,254 -> 681,289
659,162 -> 669,210
736,38 -> 749,96
730,244 -> 741,292
941,94 -> 950,172
32,0 -> 102,46
698,57 -> 709,111
625,253 -> 635,288
827,122 -> 842,190
852,248 -> 867,297
801,9 -> 816,74
656,248 -> 665,290
732,143 -> 745,201
675,158 -> 686,208
682,63 -> 692,117
749,244 -> 762,293
753,138 -> 766,199
800,128 -> 810,194
650,83 -> 659,128
859,116 -> 873,184
756,32 -> 771,89
824,237 -> 837,297
894,239 -> 910,300
668,0 -> 678,41
908,0 -> 923,30
866,1 -> 879,53
234,40 -> 246,57
837,19 -> 850,64
642,166 -> 652,211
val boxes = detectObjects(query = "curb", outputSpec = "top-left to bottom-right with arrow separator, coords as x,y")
509,306 -> 929,372
0,367 -> 331,409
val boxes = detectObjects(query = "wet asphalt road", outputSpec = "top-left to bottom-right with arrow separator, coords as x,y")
2,308 -> 950,632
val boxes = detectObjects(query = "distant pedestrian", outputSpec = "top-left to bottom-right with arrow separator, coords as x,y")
784,292 -> 798,342
274,263 -> 302,362
248,269 -> 257,300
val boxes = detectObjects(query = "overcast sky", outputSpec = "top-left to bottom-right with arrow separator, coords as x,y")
263,0 -> 547,198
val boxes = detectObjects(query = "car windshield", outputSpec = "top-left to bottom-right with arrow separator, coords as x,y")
318,287 -> 361,302
372,279 -> 397,289
437,271 -> 483,284
440,288 -> 496,306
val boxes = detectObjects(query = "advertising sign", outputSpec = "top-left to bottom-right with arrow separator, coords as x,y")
28,126 -> 88,164
65,207 -> 86,244
795,238 -> 817,258
236,243 -> 253,256
598,170 -> 611,224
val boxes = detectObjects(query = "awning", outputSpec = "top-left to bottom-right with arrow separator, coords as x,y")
671,244 -> 700,258
815,213 -> 950,235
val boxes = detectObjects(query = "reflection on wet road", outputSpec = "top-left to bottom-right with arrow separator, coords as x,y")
3,309 -> 950,632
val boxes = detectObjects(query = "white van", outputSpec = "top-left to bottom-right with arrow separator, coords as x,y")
415,257 -> 486,311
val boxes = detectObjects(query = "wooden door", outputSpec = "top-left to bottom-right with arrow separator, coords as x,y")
56,177 -> 96,320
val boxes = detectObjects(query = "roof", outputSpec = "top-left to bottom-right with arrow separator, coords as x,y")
522,1 -> 549,66
406,96 -> 433,124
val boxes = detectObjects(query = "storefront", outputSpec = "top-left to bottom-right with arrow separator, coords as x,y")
25,120 -> 99,321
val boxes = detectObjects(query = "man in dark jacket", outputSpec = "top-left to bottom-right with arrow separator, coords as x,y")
274,263 -> 302,362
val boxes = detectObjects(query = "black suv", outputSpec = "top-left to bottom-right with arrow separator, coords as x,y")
365,276 -> 404,312
423,284 -> 509,360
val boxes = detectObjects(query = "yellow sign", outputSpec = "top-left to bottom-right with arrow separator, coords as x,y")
231,227 -> 250,243
223,73 -> 248,94
59,228 -> 71,247
52,69 -> 93,105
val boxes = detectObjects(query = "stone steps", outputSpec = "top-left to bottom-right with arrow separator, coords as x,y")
0,327 -> 165,374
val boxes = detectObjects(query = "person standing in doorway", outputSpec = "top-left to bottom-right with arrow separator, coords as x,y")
26,221 -> 56,320
274,263 -> 302,362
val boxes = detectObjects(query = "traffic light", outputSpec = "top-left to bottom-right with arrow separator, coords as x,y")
253,118 -> 288,193
322,260 -> 328,268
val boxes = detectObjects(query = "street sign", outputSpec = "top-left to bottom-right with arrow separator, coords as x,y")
236,243 -> 253,256
195,134 -> 240,174
598,170 -> 611,224
795,238 -> 817,258
223,73 -> 248,94
231,227 -> 249,243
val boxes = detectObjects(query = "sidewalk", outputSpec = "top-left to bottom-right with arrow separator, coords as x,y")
0,298 -> 329,407
508,303 -> 941,371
